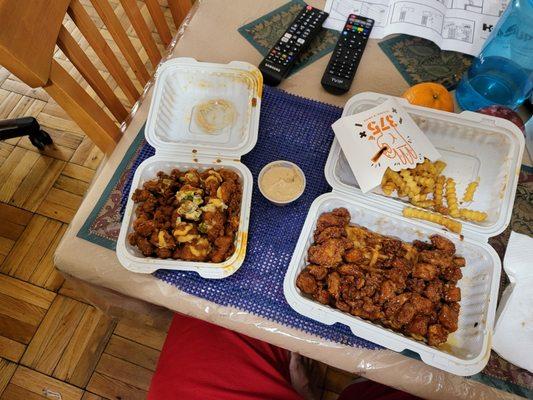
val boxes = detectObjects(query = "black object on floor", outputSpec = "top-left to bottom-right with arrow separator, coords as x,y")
0,117 -> 53,150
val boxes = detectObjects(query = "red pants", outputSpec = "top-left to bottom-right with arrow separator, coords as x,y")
149,314 -> 419,400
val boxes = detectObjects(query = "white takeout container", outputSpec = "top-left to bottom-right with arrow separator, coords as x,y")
284,92 -> 525,376
117,58 -> 262,279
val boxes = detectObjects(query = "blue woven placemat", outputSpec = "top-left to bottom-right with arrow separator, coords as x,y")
118,86 -> 381,350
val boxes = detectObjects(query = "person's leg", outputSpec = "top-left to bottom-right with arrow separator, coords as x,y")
337,378 -> 422,400
148,313 -> 303,400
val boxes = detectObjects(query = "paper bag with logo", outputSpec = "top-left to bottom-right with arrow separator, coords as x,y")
332,99 -> 441,193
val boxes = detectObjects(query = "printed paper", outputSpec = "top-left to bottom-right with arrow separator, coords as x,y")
332,99 -> 441,192
323,0 -> 508,56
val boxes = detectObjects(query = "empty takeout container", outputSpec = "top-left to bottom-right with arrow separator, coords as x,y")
284,92 -> 525,376
117,58 -> 262,279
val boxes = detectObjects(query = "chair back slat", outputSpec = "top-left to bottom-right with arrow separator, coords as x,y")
57,26 -> 128,122
0,0 -> 194,154
168,0 -> 193,30
119,0 -> 161,68
0,0 -> 71,87
68,0 -> 140,105
46,60 -> 121,153
90,0 -> 151,86
145,0 -> 173,46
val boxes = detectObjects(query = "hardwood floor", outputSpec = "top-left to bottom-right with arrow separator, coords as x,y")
0,1 -> 357,398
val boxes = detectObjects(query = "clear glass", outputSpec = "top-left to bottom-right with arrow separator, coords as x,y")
456,0 -> 533,110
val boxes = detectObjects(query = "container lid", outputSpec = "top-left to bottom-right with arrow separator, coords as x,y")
324,92 -> 525,241
145,58 -> 263,158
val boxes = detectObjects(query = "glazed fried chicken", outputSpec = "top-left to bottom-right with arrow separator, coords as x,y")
296,208 -> 464,348
129,168 -> 242,263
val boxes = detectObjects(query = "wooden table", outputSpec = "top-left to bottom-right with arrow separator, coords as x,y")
55,1 -> 529,398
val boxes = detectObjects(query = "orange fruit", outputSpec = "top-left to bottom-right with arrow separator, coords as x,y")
402,82 -> 454,112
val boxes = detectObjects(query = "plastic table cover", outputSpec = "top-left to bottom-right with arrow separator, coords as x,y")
55,0 -> 532,398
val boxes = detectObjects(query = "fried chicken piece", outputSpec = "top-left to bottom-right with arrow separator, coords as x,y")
350,297 -> 383,320
307,238 -> 352,267
132,188 -> 152,203
424,280 -> 443,303
441,265 -> 463,283
359,273 -> 382,298
412,262 -> 439,281
225,214 -> 240,235
384,293 -> 411,319
443,283 -> 461,302
155,247 -> 173,258
181,169 -> 201,186
128,232 -> 137,246
453,257 -> 466,268
217,180 -> 236,204
219,169 -> 240,182
150,229 -> 176,250
170,168 -> 185,181
201,170 -> 223,196
405,314 -> 429,338
336,299 -> 351,313
150,228 -> 175,258
202,211 -> 226,241
396,302 -> 417,325
428,324 -> 449,346
381,238 -> 402,255
376,279 -> 396,304
430,234 -> 456,255
153,205 -> 174,224
391,257 -> 411,271
314,226 -> 346,243
340,277 -> 366,302
344,248 -> 364,263
180,238 -> 212,262
210,235 -> 234,263
386,268 -> 408,290
327,272 -> 342,298
316,208 -> 350,232
407,278 -> 426,294
337,263 -> 364,277
142,179 -> 160,193
307,265 -> 328,280
314,287 -> 330,305
438,304 -> 459,332
296,271 -> 318,295
360,297 -> 384,320
412,240 -> 434,251
133,216 -> 156,237
141,197 -> 157,214
418,250 -> 453,268
128,233 -> 155,256
411,293 -> 434,315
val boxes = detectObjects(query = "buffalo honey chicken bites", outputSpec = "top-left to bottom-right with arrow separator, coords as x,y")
128,168 -> 242,263
296,208 -> 464,347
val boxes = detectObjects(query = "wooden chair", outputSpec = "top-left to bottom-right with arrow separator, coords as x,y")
0,0 -> 193,154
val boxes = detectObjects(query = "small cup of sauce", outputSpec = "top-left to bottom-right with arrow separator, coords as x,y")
258,160 -> 306,206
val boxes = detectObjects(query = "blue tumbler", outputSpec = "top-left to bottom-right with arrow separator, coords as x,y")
456,0 -> 533,111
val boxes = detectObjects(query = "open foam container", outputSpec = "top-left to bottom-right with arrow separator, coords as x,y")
117,58 -> 262,279
284,92 -> 525,375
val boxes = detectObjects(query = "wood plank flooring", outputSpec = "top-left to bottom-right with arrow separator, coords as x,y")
0,0 -> 357,398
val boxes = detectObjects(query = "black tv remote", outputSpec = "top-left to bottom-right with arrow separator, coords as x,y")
321,14 -> 374,95
259,5 -> 328,86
